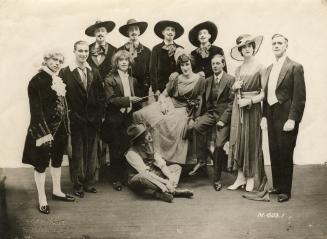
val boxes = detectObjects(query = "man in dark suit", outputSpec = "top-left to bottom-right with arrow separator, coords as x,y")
118,19 -> 151,97
189,21 -> 227,77
189,54 -> 234,191
262,34 -> 306,202
60,40 -> 105,197
150,20 -> 184,99
85,20 -> 117,79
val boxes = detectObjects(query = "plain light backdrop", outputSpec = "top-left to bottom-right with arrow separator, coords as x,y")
0,0 -> 326,167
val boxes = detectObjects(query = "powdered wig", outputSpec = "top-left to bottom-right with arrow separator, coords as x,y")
111,50 -> 133,73
41,51 -> 65,67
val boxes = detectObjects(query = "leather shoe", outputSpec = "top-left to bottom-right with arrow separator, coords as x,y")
154,192 -> 173,203
52,194 -> 75,202
113,181 -> 123,191
73,190 -> 84,198
84,187 -> 97,193
268,188 -> 281,194
173,188 -> 194,198
277,193 -> 290,203
38,204 -> 50,214
213,181 -> 222,191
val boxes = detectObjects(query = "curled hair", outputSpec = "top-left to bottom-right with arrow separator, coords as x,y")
41,51 -> 65,67
111,50 -> 133,73
176,53 -> 195,70
237,41 -> 256,56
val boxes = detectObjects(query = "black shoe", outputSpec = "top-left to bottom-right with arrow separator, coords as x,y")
174,188 -> 194,198
268,187 -> 281,194
277,193 -> 290,203
84,187 -> 97,193
38,204 -> 50,214
154,192 -> 174,203
73,190 -> 84,198
52,194 -> 75,202
113,181 -> 123,191
213,181 -> 222,191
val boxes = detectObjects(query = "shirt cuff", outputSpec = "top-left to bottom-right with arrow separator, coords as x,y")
36,134 -> 53,147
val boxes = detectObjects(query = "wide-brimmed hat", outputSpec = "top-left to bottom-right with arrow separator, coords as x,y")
154,20 -> 184,40
189,21 -> 218,47
85,20 -> 115,37
127,123 -> 147,144
230,34 -> 263,61
119,19 -> 148,37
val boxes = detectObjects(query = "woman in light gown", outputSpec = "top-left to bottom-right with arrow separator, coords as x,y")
133,49 -> 205,165
227,34 -> 269,201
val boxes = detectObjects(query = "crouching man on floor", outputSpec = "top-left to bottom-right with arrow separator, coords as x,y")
125,123 -> 194,203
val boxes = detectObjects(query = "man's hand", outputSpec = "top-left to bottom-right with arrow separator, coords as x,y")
283,119 -> 295,131
130,96 -> 142,103
216,120 -> 225,130
154,90 -> 161,101
237,98 -> 251,108
166,181 -> 176,193
198,71 -> 205,78
260,117 -> 267,130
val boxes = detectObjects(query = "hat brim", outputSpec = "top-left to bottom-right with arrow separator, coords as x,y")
189,21 -> 218,47
85,21 -> 115,37
154,20 -> 184,40
119,22 -> 148,37
230,35 -> 263,61
129,128 -> 147,144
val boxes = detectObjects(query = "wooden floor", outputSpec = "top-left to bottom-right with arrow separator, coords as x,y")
1,165 -> 327,239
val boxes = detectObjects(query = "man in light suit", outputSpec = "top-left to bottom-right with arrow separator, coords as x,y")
61,40 -> 105,197
262,34 -> 306,202
189,54 -> 234,191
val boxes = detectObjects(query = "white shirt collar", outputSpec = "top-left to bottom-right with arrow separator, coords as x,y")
95,41 -> 107,48
118,69 -> 129,79
275,54 -> 287,65
69,60 -> 91,72
214,71 -> 223,82
42,66 -> 59,76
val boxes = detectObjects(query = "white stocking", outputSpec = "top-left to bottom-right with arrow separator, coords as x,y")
34,170 -> 47,206
50,166 -> 65,197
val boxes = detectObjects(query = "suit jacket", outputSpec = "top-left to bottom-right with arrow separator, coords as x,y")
118,43 -> 151,96
191,45 -> 227,77
262,57 -> 306,123
195,72 -> 235,135
87,42 -> 117,79
60,66 -> 105,131
150,42 -> 183,92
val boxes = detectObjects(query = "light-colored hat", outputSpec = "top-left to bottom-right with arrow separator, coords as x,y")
230,34 -> 263,61
127,123 -> 147,144
85,20 -> 115,37
119,19 -> 148,37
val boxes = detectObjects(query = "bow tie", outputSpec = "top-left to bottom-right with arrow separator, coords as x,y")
196,44 -> 211,58
125,42 -> 141,60
162,44 -> 177,57
91,45 -> 106,56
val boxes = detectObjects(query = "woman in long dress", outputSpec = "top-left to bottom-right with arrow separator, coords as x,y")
227,34 -> 269,199
133,49 -> 205,165
22,51 -> 75,214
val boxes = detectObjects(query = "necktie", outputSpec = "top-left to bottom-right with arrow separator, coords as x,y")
78,67 -> 87,89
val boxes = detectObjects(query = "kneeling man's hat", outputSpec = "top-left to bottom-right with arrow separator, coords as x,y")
188,21 -> 218,47
154,20 -> 184,40
127,123 -> 147,144
85,20 -> 115,37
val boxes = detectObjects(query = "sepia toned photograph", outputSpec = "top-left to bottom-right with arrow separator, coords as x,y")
0,0 -> 326,238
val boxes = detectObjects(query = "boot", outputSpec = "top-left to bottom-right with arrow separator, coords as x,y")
227,170 -> 246,190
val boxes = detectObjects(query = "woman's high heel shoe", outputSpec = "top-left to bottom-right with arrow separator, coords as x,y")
227,181 -> 246,190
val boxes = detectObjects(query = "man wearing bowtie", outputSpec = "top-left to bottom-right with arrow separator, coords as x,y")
85,20 -> 117,79
262,34 -> 306,203
118,19 -> 151,97
150,20 -> 184,99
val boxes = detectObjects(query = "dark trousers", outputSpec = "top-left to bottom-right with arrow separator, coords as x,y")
71,124 -> 97,190
266,103 -> 299,196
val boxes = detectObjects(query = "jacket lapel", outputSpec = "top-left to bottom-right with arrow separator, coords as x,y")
216,72 -> 228,101
276,57 -> 291,89
205,75 -> 214,103
264,64 -> 273,91
71,69 -> 86,92
113,73 -> 124,96
129,76 -> 135,96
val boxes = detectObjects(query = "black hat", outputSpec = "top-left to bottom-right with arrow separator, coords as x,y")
154,20 -> 184,40
85,20 -> 115,37
189,21 -> 218,47
119,19 -> 148,37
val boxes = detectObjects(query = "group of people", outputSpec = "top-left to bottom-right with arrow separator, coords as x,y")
22,19 -> 306,214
